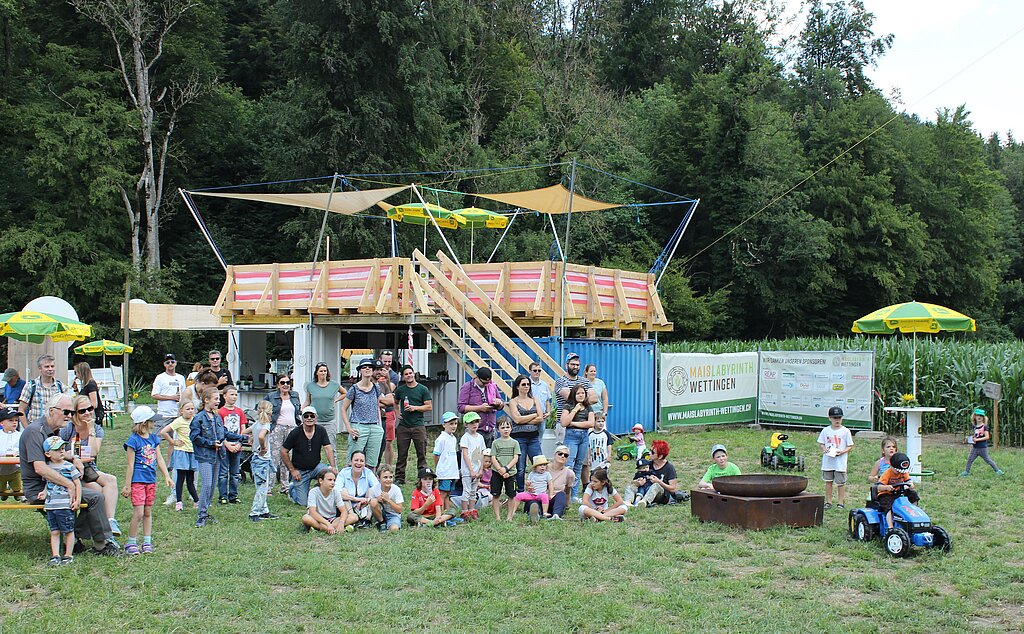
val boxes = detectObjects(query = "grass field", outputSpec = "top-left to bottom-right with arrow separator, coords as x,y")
2,419 -> 1022,633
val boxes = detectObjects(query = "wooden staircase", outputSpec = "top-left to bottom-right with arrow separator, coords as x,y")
409,250 -> 563,397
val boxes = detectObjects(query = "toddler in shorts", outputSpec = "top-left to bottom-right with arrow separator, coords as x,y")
42,436 -> 80,566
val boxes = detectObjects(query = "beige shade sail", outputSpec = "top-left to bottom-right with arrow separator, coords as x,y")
475,183 -> 620,215
188,185 -> 410,215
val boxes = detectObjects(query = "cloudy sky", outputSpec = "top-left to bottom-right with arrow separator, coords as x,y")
786,0 -> 1024,140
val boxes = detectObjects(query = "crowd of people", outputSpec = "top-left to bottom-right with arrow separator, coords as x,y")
3,349 -> 1007,564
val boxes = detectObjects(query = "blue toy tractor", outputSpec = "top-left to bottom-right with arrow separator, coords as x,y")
848,482 -> 952,557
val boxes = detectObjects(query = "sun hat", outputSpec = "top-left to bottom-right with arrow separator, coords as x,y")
482,448 -> 492,457
441,411 -> 459,423
632,423 -> 644,432
711,444 -> 727,457
356,358 -> 374,370
532,455 -> 549,466
130,406 -> 157,425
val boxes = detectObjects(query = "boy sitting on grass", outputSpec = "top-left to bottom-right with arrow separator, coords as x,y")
697,444 -> 741,491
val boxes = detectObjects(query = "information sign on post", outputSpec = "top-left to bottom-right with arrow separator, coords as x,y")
983,381 -> 1001,447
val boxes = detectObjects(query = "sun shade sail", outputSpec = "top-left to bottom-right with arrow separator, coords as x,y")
475,184 -> 620,215
188,186 -> 410,215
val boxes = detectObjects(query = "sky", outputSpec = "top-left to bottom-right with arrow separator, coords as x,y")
786,0 -> 1024,141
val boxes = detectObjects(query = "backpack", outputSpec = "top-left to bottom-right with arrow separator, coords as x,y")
24,379 -> 66,414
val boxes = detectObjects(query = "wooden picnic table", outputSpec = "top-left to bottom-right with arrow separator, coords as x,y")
0,456 -> 20,465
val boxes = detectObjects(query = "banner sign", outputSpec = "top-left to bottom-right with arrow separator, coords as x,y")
757,351 -> 873,429
660,352 -> 758,426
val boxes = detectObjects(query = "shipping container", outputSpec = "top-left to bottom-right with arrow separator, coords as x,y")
490,337 -> 657,436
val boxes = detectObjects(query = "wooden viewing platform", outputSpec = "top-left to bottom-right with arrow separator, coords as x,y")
213,250 -> 672,339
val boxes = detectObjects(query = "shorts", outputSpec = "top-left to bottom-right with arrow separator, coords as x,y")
821,470 -> 847,486
384,410 -> 397,442
131,482 -> 157,507
438,478 -> 456,493
46,508 -> 75,534
490,473 -> 516,499
384,511 -> 402,529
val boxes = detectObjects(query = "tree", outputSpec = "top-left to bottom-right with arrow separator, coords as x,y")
69,0 -> 205,275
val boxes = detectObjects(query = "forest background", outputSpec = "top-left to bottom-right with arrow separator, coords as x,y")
2,0 -> 1023,366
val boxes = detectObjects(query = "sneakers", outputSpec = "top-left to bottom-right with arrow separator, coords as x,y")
571,497 -> 582,505
260,512 -> 279,520
249,515 -> 264,522
219,497 -> 228,505
94,541 -> 121,557
836,503 -> 845,510
376,521 -> 388,533
444,519 -> 459,527
549,514 -> 562,521
824,502 -> 832,510
163,493 -> 176,507
174,502 -> 183,512
141,543 -> 153,554
996,469 -> 1006,475
470,509 -> 479,520
108,518 -> 122,536
959,471 -> 970,477
195,518 -> 207,528
636,500 -> 648,509
60,556 -> 73,566
228,498 -> 240,504
124,543 -> 141,555
47,556 -> 62,567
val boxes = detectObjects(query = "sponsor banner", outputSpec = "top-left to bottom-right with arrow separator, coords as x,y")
660,352 -> 758,426
757,351 -> 873,429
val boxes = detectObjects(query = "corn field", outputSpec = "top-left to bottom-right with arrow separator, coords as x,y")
660,337 -> 1024,447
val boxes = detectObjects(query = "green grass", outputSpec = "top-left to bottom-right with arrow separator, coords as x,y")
2,419 -> 1022,633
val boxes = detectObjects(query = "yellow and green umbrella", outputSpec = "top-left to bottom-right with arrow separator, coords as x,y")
0,310 -> 92,343
852,301 -> 976,396
385,202 -> 465,230
451,207 -> 509,262
74,339 -> 134,356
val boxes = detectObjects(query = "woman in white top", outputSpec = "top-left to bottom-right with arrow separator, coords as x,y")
583,364 -> 609,416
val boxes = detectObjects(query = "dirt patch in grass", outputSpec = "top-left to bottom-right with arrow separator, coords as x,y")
969,601 -> 1024,631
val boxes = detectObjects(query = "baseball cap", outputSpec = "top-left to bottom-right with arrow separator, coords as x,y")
462,411 -> 480,423
441,411 -> 459,423
711,444 -> 727,457
827,406 -> 844,418
973,407 -> 986,416
636,458 -> 651,468
372,360 -> 384,370
43,436 -> 66,453
0,406 -> 19,421
532,455 -> 549,466
891,452 -> 911,473
417,467 -> 436,480
2,368 -> 17,382
131,406 -> 157,425
300,406 -> 317,416
482,448 -> 492,457
163,353 -> 176,362
565,352 -> 580,363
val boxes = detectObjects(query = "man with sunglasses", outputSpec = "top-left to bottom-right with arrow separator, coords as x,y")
528,362 -> 551,421
150,353 -> 185,427
20,393 -> 120,556
207,350 -> 233,388
280,406 -> 338,505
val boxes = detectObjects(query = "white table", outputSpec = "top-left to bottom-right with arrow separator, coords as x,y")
883,407 -> 945,483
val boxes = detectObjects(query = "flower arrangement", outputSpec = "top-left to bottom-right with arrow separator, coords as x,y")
899,393 -> 920,408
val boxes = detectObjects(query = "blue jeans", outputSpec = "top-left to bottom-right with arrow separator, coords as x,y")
564,428 -> 589,498
289,463 -> 330,505
249,455 -> 273,517
514,434 -> 544,492
218,450 -> 241,500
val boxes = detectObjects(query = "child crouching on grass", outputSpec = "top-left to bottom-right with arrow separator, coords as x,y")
579,468 -> 627,522
41,437 -> 80,567
408,468 -> 456,527
121,406 -> 173,555
302,470 -> 351,534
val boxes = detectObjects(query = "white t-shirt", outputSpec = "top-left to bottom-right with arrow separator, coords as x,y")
277,399 -> 296,428
307,486 -> 344,519
817,425 -> 854,472
459,431 -> 486,476
584,485 -> 616,511
152,372 -> 186,418
432,431 -> 459,479
369,483 -> 404,513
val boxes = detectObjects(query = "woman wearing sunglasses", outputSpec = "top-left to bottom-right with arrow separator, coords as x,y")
59,394 -> 122,536
544,444 -> 576,520
264,375 -> 301,494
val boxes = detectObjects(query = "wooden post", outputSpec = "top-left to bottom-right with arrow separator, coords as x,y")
993,397 -> 999,448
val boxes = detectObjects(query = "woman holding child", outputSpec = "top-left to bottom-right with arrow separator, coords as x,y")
506,374 -> 545,492
60,394 -> 121,535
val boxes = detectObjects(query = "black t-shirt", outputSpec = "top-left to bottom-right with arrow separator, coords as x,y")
282,424 -> 330,471
650,460 -> 677,484
80,380 -> 105,422
212,368 -> 233,386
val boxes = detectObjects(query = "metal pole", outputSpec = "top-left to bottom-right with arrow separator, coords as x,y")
545,213 -> 565,261
655,198 -> 701,288
487,211 -> 520,263
310,173 -> 339,280
560,159 -> 577,342
411,185 -> 462,268
180,189 -> 228,271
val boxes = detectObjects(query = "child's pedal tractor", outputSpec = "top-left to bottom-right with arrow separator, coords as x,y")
760,433 -> 805,471
848,482 -> 952,557
615,440 -> 651,462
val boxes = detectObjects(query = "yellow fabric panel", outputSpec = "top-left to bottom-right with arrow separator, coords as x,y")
475,184 -> 619,214
189,186 -> 410,215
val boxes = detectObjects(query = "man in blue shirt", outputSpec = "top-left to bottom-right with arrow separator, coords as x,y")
3,369 -> 26,406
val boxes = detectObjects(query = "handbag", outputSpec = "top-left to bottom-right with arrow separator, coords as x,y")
82,464 -> 101,483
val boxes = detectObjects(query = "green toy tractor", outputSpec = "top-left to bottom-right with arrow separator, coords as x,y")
760,432 -> 805,471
